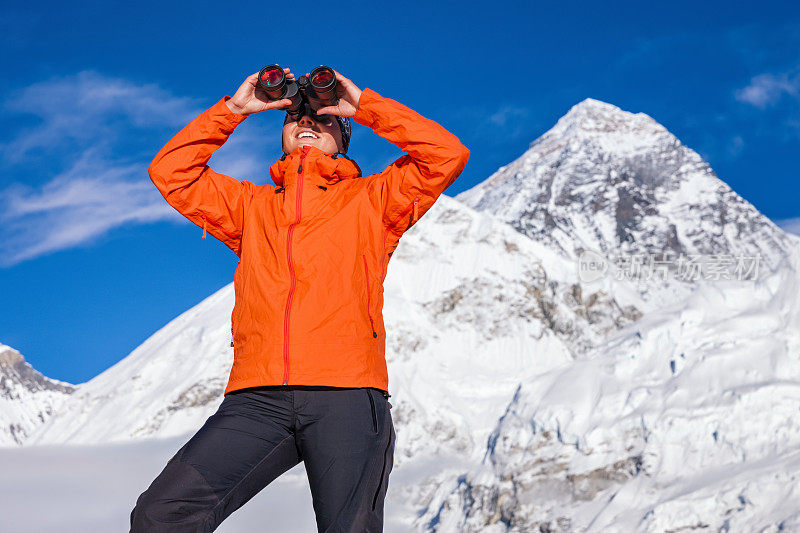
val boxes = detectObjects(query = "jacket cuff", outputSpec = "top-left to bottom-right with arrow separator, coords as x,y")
207,96 -> 249,132
353,88 -> 383,128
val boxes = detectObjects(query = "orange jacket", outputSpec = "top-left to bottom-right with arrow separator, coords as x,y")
149,88 -> 470,395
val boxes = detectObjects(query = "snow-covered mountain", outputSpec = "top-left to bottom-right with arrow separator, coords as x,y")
7,98 -> 800,531
25,194 -> 640,454
0,344 -> 75,446
456,98 -> 794,306
22,289 -> 236,445
416,258 -> 800,531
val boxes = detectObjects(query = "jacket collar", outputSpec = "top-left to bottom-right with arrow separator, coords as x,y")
269,145 -> 362,187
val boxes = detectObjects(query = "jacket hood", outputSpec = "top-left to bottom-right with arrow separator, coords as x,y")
269,145 -> 362,187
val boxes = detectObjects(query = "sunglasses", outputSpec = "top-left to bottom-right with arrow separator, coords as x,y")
284,102 -> 336,125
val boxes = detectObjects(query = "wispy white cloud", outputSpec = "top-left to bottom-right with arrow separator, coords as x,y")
776,217 -> 800,237
735,69 -> 800,109
454,103 -> 537,144
0,70 -> 280,267
0,147 -> 176,266
727,135 -> 745,158
488,105 -> 530,128
1,70 -> 202,164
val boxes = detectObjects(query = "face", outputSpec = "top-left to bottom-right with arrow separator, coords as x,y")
282,109 -> 343,155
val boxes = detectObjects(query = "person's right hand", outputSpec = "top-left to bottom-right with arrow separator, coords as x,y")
226,68 -> 295,116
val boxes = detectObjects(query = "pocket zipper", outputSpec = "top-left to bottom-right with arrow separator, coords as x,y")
366,389 -> 378,433
411,197 -> 420,225
362,254 -> 377,338
381,195 -> 423,280
372,424 -> 393,511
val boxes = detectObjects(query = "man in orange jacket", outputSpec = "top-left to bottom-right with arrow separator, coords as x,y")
130,67 -> 469,532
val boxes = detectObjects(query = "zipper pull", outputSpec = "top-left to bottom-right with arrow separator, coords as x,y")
411,197 -> 420,224
202,216 -> 207,239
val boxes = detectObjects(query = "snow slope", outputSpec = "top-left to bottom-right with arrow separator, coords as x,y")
419,249 -> 800,531
6,97 -> 800,531
27,194 -> 639,463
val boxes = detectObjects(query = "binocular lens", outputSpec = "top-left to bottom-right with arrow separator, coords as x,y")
256,64 -> 338,114
260,67 -> 284,87
307,66 -> 337,105
310,69 -> 334,88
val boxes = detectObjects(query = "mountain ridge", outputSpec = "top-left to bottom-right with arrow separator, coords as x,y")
3,96 -> 800,531
0,343 -> 75,446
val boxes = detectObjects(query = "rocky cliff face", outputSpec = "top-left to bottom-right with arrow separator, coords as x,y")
0,344 -> 75,446
456,98 -> 794,306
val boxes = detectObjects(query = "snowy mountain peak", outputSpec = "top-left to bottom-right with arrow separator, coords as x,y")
536,97 -> 673,156
0,344 -> 75,446
561,97 -> 651,126
0,344 -> 24,366
0,344 -> 74,395
457,98 -> 794,296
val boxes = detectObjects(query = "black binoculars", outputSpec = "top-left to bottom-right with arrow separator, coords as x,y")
257,64 -> 339,120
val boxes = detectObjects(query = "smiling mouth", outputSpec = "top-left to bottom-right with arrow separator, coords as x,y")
297,132 -> 319,140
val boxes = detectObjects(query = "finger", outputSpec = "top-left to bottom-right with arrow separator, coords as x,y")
315,106 -> 341,116
334,72 -> 353,91
266,99 -> 292,111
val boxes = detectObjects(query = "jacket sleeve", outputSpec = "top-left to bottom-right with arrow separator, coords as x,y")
148,96 -> 254,256
353,88 -> 470,238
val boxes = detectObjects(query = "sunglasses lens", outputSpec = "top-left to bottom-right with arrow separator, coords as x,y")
285,101 -> 333,124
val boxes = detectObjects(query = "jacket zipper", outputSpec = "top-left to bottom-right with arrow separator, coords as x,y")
282,145 -> 310,385
381,195 -> 422,279
362,254 -> 377,338
201,215 -> 207,239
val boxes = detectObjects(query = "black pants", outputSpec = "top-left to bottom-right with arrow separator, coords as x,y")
129,386 -> 395,532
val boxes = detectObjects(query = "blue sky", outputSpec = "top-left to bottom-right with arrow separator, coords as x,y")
1,1 -> 799,384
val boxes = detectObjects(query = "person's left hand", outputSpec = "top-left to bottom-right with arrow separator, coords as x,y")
312,68 -> 362,118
